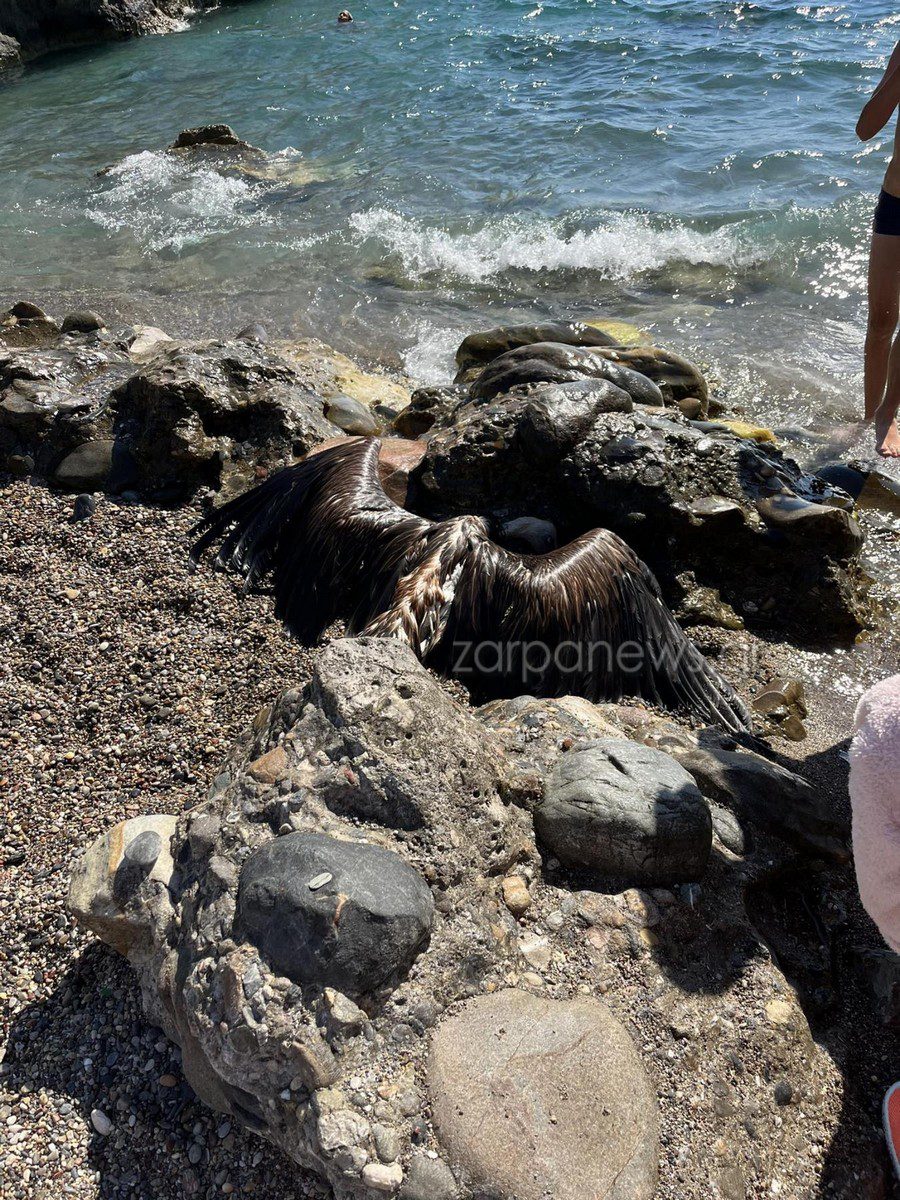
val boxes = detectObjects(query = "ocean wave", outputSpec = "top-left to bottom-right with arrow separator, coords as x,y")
349,208 -> 764,284
85,150 -> 274,255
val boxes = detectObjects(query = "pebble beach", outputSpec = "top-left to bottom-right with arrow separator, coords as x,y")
0,483 -> 323,1199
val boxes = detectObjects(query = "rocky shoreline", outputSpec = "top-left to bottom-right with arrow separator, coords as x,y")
0,0 -> 253,69
1,293 -> 900,1200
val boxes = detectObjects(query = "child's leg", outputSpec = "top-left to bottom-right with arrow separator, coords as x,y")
865,232 -> 900,421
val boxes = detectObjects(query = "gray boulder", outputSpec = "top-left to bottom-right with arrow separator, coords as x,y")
536,739 -> 712,884
324,393 -> 380,436
428,990 -> 658,1200
237,831 -> 434,996
111,339 -> 339,498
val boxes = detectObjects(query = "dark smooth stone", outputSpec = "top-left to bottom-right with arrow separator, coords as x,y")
237,831 -> 434,996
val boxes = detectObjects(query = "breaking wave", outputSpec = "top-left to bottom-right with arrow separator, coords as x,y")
349,208 -> 766,284
86,150 -> 274,255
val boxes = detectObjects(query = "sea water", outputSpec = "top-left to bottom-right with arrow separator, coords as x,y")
0,0 -> 897,427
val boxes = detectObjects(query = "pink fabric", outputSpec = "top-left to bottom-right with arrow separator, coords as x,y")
850,675 -> 900,954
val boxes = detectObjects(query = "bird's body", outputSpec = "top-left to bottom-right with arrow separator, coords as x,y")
191,437 -> 752,732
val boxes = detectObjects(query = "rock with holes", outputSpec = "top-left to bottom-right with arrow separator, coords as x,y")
111,339 -> 339,498
67,638 -> 534,1197
535,739 -> 712,884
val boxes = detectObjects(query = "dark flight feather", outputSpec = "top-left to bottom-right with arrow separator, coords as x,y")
191,437 -> 752,732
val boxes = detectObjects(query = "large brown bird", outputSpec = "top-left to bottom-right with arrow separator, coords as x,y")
191,437 -> 752,732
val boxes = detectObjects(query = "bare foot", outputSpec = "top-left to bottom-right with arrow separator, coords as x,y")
874,410 -> 900,457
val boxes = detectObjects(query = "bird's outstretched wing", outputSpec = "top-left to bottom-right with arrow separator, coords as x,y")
191,438 -> 430,642
192,437 -> 751,731
419,529 -> 753,732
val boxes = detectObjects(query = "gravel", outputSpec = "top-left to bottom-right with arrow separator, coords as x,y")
0,480 -> 326,1200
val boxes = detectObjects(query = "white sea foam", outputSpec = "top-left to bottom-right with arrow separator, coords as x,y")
402,323 -> 464,384
349,208 -> 764,284
86,150 -> 273,255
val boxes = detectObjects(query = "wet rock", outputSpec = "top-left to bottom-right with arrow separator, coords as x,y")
587,344 -> 708,403
455,321 -> 620,375
469,342 -> 664,407
170,124 -> 259,152
111,339 -> 335,498
0,2 -> 232,65
536,739 -> 712,884
0,33 -> 22,68
756,493 -> 862,560
61,310 -> 105,335
392,384 -> 467,439
54,439 -> 115,489
237,831 -> 434,996
325,393 -> 379,436
428,990 -> 658,1200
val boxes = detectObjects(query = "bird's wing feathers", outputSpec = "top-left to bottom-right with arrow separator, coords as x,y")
192,440 -> 750,732
425,528 -> 752,732
191,437 -> 430,642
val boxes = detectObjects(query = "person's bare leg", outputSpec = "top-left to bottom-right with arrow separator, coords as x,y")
875,330 -> 900,455
865,232 -> 900,420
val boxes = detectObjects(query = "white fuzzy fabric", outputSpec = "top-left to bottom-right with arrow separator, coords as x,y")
850,675 -> 900,953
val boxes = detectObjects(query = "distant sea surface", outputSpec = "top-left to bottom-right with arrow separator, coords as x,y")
1,1 -> 898,425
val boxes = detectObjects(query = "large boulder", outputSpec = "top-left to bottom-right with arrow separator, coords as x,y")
67,639 -> 536,1197
111,339 -> 339,498
428,990 -> 658,1200
535,739 -> 712,885
418,400 -> 869,641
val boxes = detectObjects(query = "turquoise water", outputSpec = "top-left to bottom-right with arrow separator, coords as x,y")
0,1 -> 898,420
